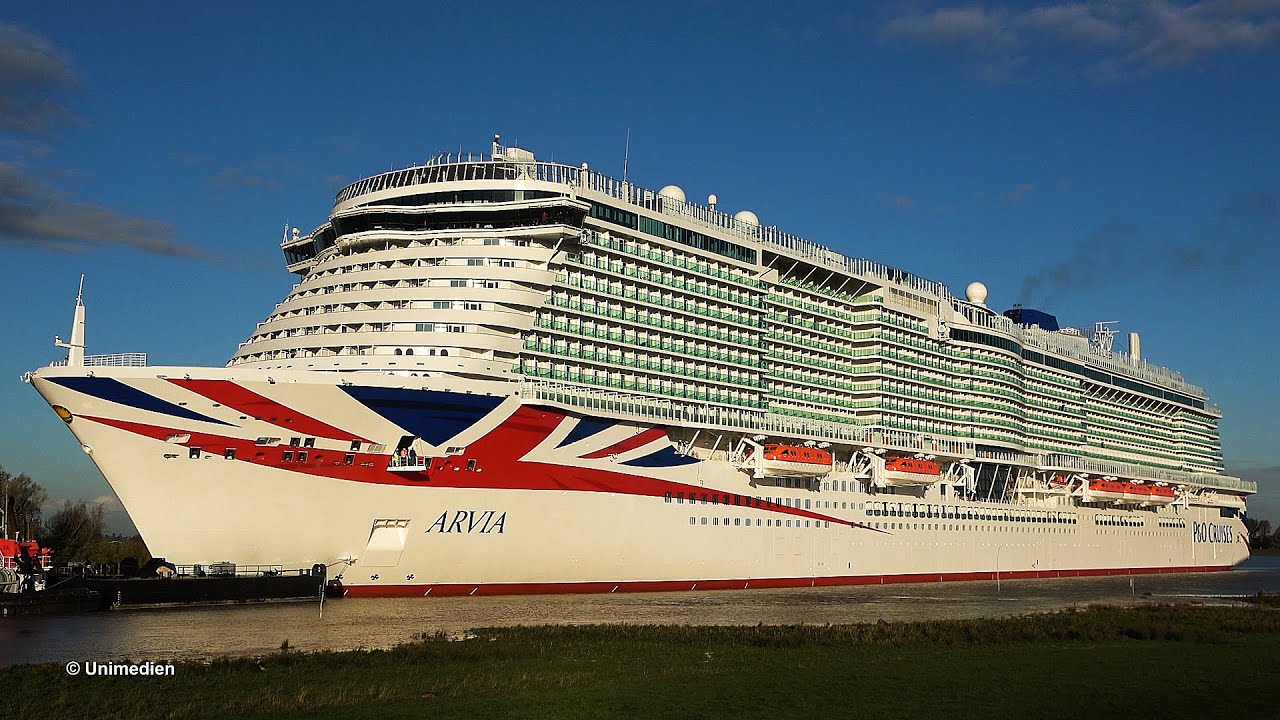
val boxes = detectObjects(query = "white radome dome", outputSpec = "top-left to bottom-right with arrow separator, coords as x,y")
965,282 -> 989,305
734,210 -> 760,226
658,185 -> 686,203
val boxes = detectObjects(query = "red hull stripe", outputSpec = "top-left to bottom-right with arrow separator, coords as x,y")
78,407 -> 878,533
167,378 -> 367,442
81,415 -> 389,482
81,412 -> 879,532
581,426 -> 669,459
340,565 -> 1235,598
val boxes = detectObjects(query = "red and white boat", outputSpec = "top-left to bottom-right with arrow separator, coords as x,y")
1086,479 -> 1128,502
754,444 -> 832,478
881,456 -> 941,486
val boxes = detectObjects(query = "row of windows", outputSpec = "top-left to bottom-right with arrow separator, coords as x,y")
958,331 -> 1206,410
357,189 -> 563,208
589,202 -> 757,263
689,517 -> 826,528
865,504 -> 1078,524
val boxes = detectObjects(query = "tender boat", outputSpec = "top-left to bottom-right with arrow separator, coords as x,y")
881,456 -> 941,486
754,444 -> 833,478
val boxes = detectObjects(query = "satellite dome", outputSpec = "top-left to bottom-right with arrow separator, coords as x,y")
734,210 -> 760,226
658,185 -> 686,203
965,282 -> 988,305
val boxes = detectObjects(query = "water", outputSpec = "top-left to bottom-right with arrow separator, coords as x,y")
2,556 -> 1277,667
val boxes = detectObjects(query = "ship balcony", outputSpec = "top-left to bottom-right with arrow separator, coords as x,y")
387,456 -> 428,472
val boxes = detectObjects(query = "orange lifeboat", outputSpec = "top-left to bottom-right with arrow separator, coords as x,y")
1087,479 -> 1128,502
881,456 -> 942,486
1122,483 -> 1153,503
755,444 -> 833,478
1147,485 -> 1176,505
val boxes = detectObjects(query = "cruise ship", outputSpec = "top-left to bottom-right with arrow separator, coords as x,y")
25,137 -> 1253,597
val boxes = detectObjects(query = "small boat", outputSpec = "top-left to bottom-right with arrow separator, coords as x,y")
1086,479 -> 1128,502
754,444 -> 833,478
1146,485 -> 1176,505
1121,483 -> 1152,504
881,456 -> 941,486
1,538 -> 54,595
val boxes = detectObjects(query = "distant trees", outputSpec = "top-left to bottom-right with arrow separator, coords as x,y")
3,464 -> 151,565
1244,517 -> 1277,550
1,465 -> 47,542
43,499 -> 105,562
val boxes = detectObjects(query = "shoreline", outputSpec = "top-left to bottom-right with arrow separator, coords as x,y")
3,604 -> 1276,719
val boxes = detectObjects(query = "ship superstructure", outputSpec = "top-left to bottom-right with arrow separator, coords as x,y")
26,138 -> 1252,596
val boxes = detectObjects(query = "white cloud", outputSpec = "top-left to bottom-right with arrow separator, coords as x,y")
880,1 -> 1280,79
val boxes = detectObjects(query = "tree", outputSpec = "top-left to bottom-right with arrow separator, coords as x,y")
0,465 -> 47,542
1244,517 -> 1274,550
42,499 -> 106,563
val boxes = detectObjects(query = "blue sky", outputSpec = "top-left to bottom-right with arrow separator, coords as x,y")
1,1 -> 1277,531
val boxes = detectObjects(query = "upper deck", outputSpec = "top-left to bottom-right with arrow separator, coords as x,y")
323,145 -> 1207,400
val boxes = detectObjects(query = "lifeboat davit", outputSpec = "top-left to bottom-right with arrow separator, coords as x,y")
1189,492 -> 1247,509
881,456 -> 941,486
755,444 -> 833,478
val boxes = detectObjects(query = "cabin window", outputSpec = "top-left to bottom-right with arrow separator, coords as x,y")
350,440 -> 361,451
297,452 -> 308,463
189,447 -> 201,459
282,451 -> 294,462
344,453 -> 355,465
664,492 -> 672,503
224,448 -> 236,460
303,437 -> 315,448
466,459 -> 477,471
290,437 -> 301,447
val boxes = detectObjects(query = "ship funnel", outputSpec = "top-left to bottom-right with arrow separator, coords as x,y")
1128,332 -> 1141,365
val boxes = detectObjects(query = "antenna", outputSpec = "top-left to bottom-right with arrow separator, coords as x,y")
622,128 -> 631,184
1091,321 -> 1118,357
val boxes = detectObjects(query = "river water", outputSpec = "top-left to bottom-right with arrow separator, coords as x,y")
2,556 -> 1277,667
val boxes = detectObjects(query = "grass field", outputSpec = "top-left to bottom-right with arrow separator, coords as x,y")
2,605 -> 1276,720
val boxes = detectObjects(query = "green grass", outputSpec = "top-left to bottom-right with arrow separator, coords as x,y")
3,605 -> 1278,720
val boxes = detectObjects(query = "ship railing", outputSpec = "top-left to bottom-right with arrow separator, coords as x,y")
48,353 -> 148,368
332,157 -> 948,300
1038,453 -> 1254,493
171,563 -> 320,578
387,456 -> 428,471
520,380 -> 975,458
521,380 -> 1251,493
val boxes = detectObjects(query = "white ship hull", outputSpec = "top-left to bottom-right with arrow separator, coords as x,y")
31,366 -> 1249,597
